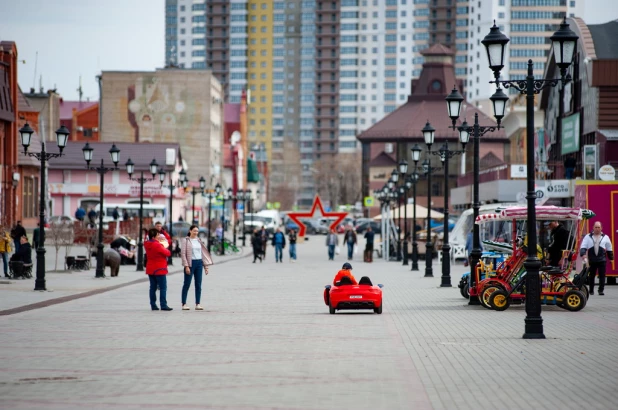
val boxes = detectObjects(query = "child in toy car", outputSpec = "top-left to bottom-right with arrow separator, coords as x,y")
324,263 -> 383,314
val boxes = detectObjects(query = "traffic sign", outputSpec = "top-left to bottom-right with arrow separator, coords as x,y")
364,196 -> 375,207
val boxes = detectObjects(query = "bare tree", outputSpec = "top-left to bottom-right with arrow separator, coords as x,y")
269,183 -> 296,211
47,222 -> 68,271
312,153 -> 362,208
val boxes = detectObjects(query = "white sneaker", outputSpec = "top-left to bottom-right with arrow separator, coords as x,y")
182,304 -> 190,310
195,304 -> 204,310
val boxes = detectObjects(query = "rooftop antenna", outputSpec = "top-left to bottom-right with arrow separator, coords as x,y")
39,74 -> 43,93
32,51 -> 38,91
77,75 -> 83,103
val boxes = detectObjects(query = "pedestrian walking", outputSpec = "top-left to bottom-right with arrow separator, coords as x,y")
259,226 -> 269,260
87,208 -> 97,226
112,206 -> 120,221
33,223 -> 44,251
180,225 -> 214,310
288,229 -> 297,262
580,221 -> 614,296
326,229 -> 339,260
144,228 -> 173,311
123,209 -> 130,221
364,226 -> 375,263
272,228 -> 286,263
251,228 -> 263,263
343,226 -> 357,260
10,221 -> 26,254
0,227 -> 11,278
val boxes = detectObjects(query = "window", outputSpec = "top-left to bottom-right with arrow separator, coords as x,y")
22,177 -> 39,218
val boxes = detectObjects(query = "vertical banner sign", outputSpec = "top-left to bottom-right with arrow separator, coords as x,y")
561,113 -> 580,155
583,145 -> 597,180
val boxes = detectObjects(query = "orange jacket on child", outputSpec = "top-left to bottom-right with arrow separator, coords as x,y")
333,269 -> 357,285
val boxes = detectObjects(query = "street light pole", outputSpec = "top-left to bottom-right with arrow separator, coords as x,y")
402,179 -> 411,266
421,122 -> 440,278
410,145 -> 421,271
158,167 -> 187,266
19,124 -> 69,291
207,190 -> 214,253
479,19 -> 577,338
125,158 -> 159,271
82,143 -> 121,278
430,140 -> 467,287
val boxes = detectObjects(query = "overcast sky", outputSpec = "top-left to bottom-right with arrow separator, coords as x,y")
0,0 -> 615,101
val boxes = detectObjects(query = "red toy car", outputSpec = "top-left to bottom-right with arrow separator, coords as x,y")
324,276 -> 383,314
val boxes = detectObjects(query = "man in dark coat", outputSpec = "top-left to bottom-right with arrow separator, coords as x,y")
547,220 -> 569,266
10,221 -> 26,253
251,229 -> 263,263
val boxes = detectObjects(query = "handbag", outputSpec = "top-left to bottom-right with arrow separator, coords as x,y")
335,246 -> 340,255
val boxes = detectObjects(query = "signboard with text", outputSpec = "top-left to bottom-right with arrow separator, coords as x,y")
561,113 -> 580,155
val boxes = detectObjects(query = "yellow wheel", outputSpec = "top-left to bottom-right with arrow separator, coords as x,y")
489,289 -> 511,311
563,290 -> 586,312
480,285 -> 502,309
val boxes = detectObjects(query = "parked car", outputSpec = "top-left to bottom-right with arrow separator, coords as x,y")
299,218 -> 328,235
354,220 -> 382,234
169,221 -> 208,239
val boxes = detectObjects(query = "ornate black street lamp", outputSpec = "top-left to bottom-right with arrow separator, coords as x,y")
409,144 -> 421,271
421,122 -> 442,278
480,18 -> 577,339
158,166 -> 187,265
220,187 -> 233,255
237,189 -> 248,246
82,142 -> 121,278
205,187 -> 216,253
125,157 -> 159,271
445,87 -> 498,305
19,123 -> 69,291
182,176 -> 205,224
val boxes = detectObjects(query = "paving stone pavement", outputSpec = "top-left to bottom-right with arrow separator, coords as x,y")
0,236 -> 617,410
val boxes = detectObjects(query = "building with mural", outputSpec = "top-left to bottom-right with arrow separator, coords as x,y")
99,68 -> 224,186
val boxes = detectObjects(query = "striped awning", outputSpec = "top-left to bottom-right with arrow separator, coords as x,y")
475,206 -> 585,224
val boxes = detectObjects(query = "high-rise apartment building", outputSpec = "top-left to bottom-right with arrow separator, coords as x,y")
464,0 -> 584,103
165,0 -> 436,206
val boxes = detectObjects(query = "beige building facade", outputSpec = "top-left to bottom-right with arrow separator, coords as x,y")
100,69 -> 224,183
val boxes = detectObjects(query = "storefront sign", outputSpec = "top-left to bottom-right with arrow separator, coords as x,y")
511,164 -> 527,178
599,164 -> 616,181
561,113 -> 580,155
543,180 -> 571,198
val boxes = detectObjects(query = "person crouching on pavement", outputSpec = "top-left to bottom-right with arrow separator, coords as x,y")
180,225 -> 214,311
144,228 -> 173,311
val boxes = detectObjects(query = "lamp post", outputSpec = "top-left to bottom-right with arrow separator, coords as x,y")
427,134 -> 468,287
421,122 -> 442,278
219,187 -> 233,255
206,188 -> 216,253
125,157 -> 159,271
410,145 -> 421,271
19,123 -> 69,291
82,142 -> 121,278
480,18 -> 577,339
398,160 -> 409,265
158,166 -> 187,266
390,169 -> 402,261
183,176 -> 205,224
237,189 -> 247,246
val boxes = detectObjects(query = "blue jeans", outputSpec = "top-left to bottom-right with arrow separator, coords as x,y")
1,252 -> 7,276
275,244 -> 283,262
347,242 -> 354,259
182,259 -> 203,304
13,239 -> 20,254
149,275 -> 168,309
328,245 -> 335,260
289,243 -> 297,260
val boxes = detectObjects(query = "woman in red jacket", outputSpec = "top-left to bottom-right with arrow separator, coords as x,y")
144,228 -> 173,311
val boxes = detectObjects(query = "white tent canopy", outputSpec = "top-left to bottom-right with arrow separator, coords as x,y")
373,204 -> 445,220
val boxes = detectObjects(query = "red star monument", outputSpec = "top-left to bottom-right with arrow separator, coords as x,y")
287,196 -> 348,237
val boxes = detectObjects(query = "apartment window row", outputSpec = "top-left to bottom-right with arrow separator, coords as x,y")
510,49 -> 549,57
414,9 -> 429,16
511,0 -> 566,6
341,11 -> 359,18
511,36 -> 551,45
341,23 -> 358,30
414,21 -> 429,28
511,11 -> 566,19
510,61 -> 545,70
511,24 -> 559,32
341,0 -> 359,6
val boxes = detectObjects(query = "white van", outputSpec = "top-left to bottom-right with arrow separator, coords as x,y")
256,210 -> 281,233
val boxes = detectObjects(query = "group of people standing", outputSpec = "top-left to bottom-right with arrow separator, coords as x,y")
251,226 -> 298,263
1,221 -> 35,278
144,223 -> 213,311
326,225 -> 375,262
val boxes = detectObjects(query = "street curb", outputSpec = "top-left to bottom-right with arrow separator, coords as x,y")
0,252 -> 250,317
